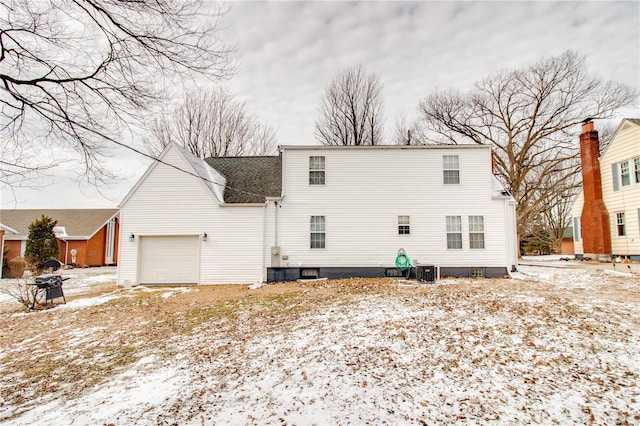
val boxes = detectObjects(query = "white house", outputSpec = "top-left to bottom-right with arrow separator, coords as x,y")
117,143 -> 518,285
572,118 -> 640,260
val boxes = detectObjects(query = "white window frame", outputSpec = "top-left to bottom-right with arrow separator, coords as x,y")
469,216 -> 485,249
310,216 -> 326,249
621,161 -> 631,187
446,216 -> 462,249
616,212 -> 626,237
398,215 -> 410,235
443,155 -> 460,185
309,156 -> 325,185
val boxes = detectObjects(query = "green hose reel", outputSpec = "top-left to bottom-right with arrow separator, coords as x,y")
394,249 -> 411,278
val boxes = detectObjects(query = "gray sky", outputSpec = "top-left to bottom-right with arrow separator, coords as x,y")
2,0 -> 639,209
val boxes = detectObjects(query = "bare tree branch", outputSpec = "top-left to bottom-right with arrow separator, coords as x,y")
417,50 -> 638,249
148,88 -> 276,158
1,0 -> 235,189
315,65 -> 384,146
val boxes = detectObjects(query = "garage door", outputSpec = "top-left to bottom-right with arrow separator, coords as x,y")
138,235 -> 200,284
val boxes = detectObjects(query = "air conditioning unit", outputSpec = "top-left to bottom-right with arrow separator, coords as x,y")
416,265 -> 435,282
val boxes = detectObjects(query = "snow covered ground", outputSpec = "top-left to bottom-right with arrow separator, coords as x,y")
0,264 -> 638,425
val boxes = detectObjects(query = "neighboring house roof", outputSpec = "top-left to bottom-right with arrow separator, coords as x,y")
205,156 -> 282,204
0,209 -> 119,240
0,223 -> 18,234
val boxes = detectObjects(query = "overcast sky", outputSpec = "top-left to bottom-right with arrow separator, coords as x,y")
2,0 -> 639,209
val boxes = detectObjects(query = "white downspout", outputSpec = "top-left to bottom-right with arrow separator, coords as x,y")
261,200 -> 269,283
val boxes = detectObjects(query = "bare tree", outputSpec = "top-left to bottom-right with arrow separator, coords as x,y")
417,51 -> 638,247
150,88 -> 276,158
1,0 -> 234,189
392,113 -> 427,146
315,65 -> 384,146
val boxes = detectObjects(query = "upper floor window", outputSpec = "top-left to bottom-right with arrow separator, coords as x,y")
612,158 -> 640,190
309,156 -> 325,185
621,161 -> 631,186
398,216 -> 410,235
443,155 -> 460,184
469,216 -> 485,249
310,215 -> 326,248
446,216 -> 462,249
616,212 -> 626,236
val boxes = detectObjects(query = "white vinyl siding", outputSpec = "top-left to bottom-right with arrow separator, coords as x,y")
599,120 -> 640,256
278,146 -> 516,269
118,145 -> 264,285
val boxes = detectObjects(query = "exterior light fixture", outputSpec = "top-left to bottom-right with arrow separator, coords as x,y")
129,233 -> 135,242
202,232 -> 208,242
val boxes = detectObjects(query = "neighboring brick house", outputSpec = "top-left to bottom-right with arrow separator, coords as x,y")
0,209 -> 119,267
572,118 -> 640,261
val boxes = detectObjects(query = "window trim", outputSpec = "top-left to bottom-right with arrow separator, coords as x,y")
310,215 -> 326,249
621,161 -> 631,187
469,215 -> 485,249
616,212 -> 626,237
398,215 -> 410,235
309,156 -> 325,185
446,215 -> 463,249
443,155 -> 460,185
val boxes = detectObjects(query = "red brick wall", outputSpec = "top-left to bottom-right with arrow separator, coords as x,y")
4,240 -> 22,260
579,122 -> 611,256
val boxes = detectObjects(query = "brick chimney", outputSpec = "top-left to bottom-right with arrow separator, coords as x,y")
579,120 -> 611,261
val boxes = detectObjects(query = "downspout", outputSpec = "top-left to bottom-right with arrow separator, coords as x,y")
261,200 -> 269,283
63,239 -> 69,265
274,201 -> 279,247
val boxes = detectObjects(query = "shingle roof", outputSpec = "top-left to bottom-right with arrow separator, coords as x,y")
0,209 -> 118,239
205,156 -> 282,203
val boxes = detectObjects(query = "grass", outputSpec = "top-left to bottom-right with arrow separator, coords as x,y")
1,273 -> 639,423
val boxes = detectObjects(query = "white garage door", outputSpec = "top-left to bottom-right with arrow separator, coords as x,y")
138,235 -> 200,284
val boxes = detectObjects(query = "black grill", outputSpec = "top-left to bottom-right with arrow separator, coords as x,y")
30,274 -> 67,309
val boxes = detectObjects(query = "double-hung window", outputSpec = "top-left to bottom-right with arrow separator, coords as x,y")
621,161 -> 631,187
309,156 -> 325,185
398,216 -> 410,235
446,216 -> 462,249
443,155 -> 460,184
469,216 -> 485,249
616,212 -> 626,236
310,216 -> 326,248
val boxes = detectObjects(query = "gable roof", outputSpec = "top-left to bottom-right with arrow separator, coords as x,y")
601,118 -> 640,157
205,156 -> 282,203
0,209 -> 118,240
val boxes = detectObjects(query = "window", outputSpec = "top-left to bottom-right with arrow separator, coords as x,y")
469,216 -> 485,249
309,156 -> 325,185
310,216 -> 325,248
634,158 -> 640,184
446,216 -> 462,249
621,161 -> 631,186
443,155 -> 460,184
616,212 -> 626,236
398,216 -> 410,235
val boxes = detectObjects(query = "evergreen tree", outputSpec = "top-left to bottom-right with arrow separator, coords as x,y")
25,216 -> 59,271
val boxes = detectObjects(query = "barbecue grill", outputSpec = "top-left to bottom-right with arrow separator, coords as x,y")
29,274 -> 68,310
